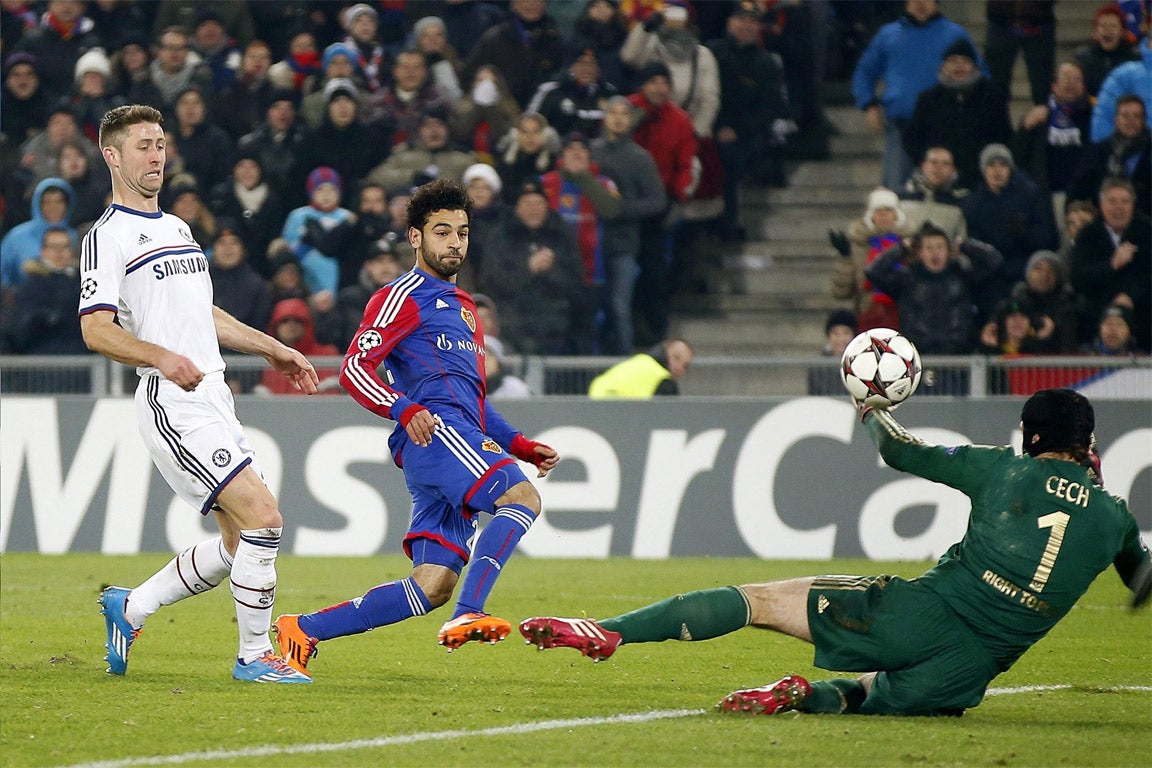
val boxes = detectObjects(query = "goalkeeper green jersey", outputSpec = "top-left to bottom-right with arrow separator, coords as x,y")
865,409 -> 1147,670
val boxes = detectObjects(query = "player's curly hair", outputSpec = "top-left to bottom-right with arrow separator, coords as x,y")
99,104 -> 164,151
406,178 -> 472,232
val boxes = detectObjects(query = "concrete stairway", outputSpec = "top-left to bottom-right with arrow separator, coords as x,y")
670,0 -> 1099,396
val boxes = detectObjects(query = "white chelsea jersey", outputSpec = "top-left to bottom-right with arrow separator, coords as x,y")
78,204 -> 225,378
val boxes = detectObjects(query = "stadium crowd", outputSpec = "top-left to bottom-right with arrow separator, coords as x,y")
0,0 -> 1149,396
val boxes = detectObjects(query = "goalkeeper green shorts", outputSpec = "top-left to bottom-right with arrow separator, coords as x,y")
807,574 -> 1001,715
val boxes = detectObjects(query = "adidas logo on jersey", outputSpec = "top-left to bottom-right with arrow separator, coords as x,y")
138,234 -> 152,245
435,299 -> 450,309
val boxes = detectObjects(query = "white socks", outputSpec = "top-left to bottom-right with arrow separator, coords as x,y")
229,528 -> 282,662
125,536 -> 232,628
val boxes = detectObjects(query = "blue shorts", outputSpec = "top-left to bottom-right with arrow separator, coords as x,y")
398,417 -> 529,572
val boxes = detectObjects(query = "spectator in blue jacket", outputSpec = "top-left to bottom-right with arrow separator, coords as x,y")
852,0 -> 985,191
1091,34 -> 1151,141
0,177 -> 75,289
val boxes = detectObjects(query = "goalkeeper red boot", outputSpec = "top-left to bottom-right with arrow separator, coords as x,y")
519,617 -> 622,662
717,675 -> 811,715
437,612 -> 512,650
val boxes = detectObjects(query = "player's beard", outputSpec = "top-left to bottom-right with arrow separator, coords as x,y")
420,244 -> 463,279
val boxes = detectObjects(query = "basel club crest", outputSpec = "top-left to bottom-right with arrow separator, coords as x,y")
480,439 -> 501,453
357,329 -> 383,351
461,307 -> 476,333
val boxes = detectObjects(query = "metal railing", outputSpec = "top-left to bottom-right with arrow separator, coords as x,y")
2,353 -> 1149,399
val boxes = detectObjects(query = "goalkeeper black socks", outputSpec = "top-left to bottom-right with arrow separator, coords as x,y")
599,586 -> 751,644
800,678 -> 867,714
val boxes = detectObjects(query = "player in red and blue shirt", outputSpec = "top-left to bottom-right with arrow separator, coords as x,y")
274,179 -> 559,672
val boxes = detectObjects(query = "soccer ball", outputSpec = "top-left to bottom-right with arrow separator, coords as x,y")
840,328 -> 922,408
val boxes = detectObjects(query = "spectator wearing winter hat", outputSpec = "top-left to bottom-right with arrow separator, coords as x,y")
2,52 -> 50,147
236,88 -> 306,195
807,308 -> 858,396
280,167 -> 355,297
364,49 -> 450,148
60,48 -> 124,145
962,142 -> 1059,320
292,77 -> 391,208
341,3 -> 388,94
300,42 -> 366,129
208,148 -> 286,277
409,16 -> 463,105
306,180 -> 400,291
213,39 -> 276,140
828,186 -> 912,331
903,37 -> 1014,190
460,0 -> 566,108
365,107 -> 477,192
1083,303 -> 1140,356
459,163 -> 506,291
11,0 -> 103,97
1008,249 -> 1083,353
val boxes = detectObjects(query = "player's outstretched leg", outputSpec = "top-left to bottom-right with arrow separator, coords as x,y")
519,617 -> 622,662
99,586 -> 141,675
717,675 -> 811,715
437,612 -> 512,651
273,614 -> 319,673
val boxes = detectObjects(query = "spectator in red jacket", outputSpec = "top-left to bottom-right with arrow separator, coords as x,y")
257,298 -> 341,395
626,61 -> 696,346
627,61 -> 696,205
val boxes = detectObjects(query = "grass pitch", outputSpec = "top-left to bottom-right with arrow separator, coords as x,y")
2,553 -> 1149,768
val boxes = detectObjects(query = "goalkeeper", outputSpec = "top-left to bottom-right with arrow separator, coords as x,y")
521,388 -> 1151,716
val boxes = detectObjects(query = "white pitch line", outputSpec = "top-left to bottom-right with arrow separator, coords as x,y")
57,685 -> 1152,768
59,708 -> 708,768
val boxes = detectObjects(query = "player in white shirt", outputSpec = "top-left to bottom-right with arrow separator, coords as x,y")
81,104 -> 318,684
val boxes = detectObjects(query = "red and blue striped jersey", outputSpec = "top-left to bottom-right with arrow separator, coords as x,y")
339,267 -> 519,458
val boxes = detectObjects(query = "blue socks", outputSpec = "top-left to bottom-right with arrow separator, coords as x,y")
299,577 -> 431,641
453,504 -> 535,618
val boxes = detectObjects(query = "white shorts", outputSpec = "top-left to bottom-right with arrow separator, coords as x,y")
135,371 -> 261,515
